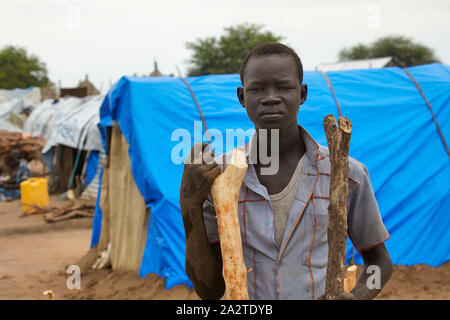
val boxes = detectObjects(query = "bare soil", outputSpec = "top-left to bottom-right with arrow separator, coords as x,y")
0,197 -> 448,300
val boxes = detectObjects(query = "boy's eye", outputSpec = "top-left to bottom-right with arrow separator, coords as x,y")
248,87 -> 263,92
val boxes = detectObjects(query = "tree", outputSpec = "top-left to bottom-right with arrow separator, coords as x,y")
186,23 -> 283,76
338,36 -> 440,67
0,45 -> 52,89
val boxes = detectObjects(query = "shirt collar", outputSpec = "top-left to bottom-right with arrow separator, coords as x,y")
242,125 -> 321,166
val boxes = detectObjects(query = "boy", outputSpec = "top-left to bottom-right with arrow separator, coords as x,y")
180,43 -> 392,300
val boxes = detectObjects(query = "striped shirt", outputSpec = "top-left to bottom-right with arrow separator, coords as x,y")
203,125 -> 390,300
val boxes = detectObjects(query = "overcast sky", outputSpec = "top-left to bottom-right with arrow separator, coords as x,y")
1,0 -> 449,93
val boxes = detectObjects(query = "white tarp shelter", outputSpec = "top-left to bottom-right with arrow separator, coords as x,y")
316,56 -> 397,72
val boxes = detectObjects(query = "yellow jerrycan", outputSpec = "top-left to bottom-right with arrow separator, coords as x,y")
20,178 -> 49,214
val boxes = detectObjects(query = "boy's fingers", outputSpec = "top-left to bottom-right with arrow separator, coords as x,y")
201,142 -> 210,152
202,147 -> 216,164
185,142 -> 207,164
205,165 -> 221,180
209,165 -> 221,176
185,142 -> 216,165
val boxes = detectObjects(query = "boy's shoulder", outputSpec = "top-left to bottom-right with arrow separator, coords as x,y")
317,143 -> 369,184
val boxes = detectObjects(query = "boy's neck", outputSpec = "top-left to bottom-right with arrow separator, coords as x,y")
254,122 -> 305,164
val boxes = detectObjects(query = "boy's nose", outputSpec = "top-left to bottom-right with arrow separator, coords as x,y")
261,92 -> 281,105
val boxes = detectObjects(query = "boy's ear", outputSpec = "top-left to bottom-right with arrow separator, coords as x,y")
300,83 -> 308,105
237,87 -> 245,108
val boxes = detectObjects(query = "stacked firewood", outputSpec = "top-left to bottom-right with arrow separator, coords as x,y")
0,130 -> 45,161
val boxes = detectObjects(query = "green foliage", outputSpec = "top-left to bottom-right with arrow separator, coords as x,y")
338,36 -> 440,67
0,45 -> 51,89
186,23 -> 283,76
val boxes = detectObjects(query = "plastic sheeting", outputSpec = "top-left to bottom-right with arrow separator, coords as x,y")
23,95 -> 104,152
50,95 -> 103,152
0,87 -> 41,105
85,151 -> 99,186
81,150 -> 105,200
0,117 -> 22,132
94,63 -> 450,289
0,98 -> 35,120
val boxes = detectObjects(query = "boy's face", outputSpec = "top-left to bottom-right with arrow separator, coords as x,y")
237,54 -> 307,130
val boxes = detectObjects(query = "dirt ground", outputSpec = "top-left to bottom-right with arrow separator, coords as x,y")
0,196 -> 448,300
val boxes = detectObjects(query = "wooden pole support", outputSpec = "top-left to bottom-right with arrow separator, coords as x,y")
323,114 -> 352,300
211,148 -> 249,300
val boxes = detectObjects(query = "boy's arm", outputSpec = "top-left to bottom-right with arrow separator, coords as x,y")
349,243 -> 393,300
180,142 -> 225,300
342,162 -> 392,300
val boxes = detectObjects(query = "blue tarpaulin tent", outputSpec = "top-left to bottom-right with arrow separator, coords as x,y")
91,63 -> 450,289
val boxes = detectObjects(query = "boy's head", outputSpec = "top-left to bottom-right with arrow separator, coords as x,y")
240,42 -> 304,85
237,42 -> 307,130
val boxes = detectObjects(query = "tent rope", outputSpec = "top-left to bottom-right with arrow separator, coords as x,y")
402,68 -> 450,157
320,71 -> 343,117
179,78 -> 213,149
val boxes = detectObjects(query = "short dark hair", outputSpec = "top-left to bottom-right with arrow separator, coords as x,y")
240,42 -> 303,85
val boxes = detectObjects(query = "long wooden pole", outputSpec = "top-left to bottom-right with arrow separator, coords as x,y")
211,148 -> 249,300
323,114 -> 352,300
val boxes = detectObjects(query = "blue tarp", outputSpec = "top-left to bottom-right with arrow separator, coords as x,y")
90,166 -> 104,249
92,63 -> 450,289
85,150 -> 99,186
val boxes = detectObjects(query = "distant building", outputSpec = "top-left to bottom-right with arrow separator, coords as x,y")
60,74 -> 100,98
316,56 -> 401,72
77,74 -> 100,96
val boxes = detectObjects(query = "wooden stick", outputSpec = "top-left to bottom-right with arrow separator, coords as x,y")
42,290 -> 55,300
211,148 -> 249,300
344,265 -> 358,293
323,114 -> 352,300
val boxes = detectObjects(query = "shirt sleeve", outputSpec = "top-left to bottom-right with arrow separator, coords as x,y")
347,163 -> 390,252
202,193 -> 220,244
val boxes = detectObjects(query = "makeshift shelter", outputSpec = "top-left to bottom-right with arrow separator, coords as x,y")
23,95 -> 105,197
0,118 -> 22,132
0,87 -> 41,105
92,63 -> 450,290
0,98 -> 36,124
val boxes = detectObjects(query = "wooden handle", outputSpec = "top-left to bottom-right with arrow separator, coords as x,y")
211,149 -> 249,300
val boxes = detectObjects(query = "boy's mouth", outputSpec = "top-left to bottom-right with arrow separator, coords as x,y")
260,113 -> 284,121
260,109 -> 283,116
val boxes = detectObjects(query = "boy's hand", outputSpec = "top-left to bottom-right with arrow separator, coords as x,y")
180,142 -> 221,207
